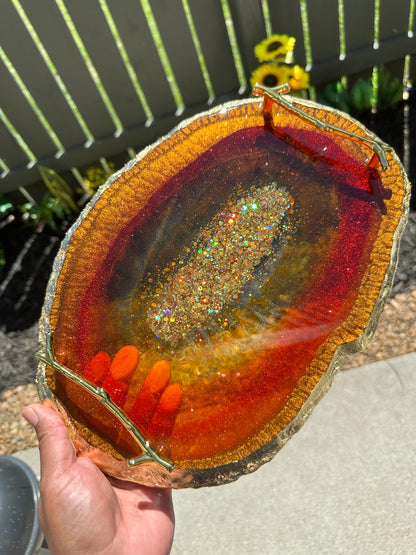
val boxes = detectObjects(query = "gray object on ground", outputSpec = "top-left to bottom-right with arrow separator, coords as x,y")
0,455 -> 43,555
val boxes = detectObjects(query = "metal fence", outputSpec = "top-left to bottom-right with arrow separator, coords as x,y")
1,0 -> 415,198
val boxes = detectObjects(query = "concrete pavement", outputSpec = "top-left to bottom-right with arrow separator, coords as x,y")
14,352 -> 416,554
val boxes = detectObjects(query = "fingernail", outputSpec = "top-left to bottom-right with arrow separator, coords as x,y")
22,407 -> 40,428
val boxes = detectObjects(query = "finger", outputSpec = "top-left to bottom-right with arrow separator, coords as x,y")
22,403 -> 77,477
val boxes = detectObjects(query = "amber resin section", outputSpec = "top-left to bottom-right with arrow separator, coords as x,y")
39,95 -> 409,487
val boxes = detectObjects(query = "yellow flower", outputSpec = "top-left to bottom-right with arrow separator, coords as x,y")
250,63 -> 290,89
285,65 -> 310,90
254,34 -> 296,62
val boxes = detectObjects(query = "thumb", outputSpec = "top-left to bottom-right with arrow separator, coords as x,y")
22,403 -> 77,477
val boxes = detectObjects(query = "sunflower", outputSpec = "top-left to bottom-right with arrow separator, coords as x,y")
250,63 -> 290,89
254,34 -> 296,62
285,65 -> 310,91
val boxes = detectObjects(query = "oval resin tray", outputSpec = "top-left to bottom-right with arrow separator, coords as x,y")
37,85 -> 410,488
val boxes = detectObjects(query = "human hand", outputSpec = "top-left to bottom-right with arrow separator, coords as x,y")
22,403 -> 175,555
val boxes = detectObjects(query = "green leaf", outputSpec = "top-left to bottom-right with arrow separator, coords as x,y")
376,66 -> 404,110
38,166 -> 79,213
0,195 -> 14,220
317,81 -> 350,113
348,79 -> 372,113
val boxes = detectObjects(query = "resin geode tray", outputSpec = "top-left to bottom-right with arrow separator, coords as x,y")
36,84 -> 410,488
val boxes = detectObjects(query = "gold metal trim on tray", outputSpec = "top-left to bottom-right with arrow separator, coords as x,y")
35,333 -> 175,471
253,83 -> 393,171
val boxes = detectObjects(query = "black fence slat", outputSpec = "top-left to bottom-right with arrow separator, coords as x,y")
310,34 -> 416,85
0,1 -> 89,152
343,0 -> 376,52
65,2 -> 150,128
266,1 -> 306,69
306,0 -> 340,66
0,65 -> 58,161
378,0 -> 410,43
0,101 -> 221,195
382,57 -> 409,81
20,0 -> 119,139
106,0 -> 179,117
148,0 -> 211,107
0,115 -> 32,173
231,0 -> 270,78
185,0 -> 242,98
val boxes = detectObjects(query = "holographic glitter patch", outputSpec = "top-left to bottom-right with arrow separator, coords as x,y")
146,183 -> 294,343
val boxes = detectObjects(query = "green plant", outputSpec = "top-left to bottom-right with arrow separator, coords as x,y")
318,67 -> 404,115
318,79 -> 372,115
0,180 -> 77,278
39,165 -> 78,213
20,193 -> 73,231
0,194 -> 14,222
375,66 -> 404,110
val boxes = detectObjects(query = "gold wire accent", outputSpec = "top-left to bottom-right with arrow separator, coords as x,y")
35,333 -> 175,471
253,83 -> 393,172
